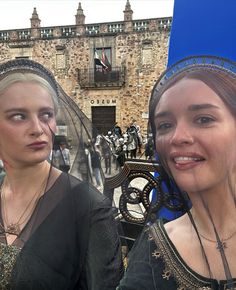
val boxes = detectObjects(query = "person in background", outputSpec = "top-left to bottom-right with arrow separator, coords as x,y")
116,144 -> 126,170
55,141 -> 71,172
136,125 -> 143,155
113,122 -> 122,138
144,136 -> 155,160
90,145 -> 102,188
126,125 -> 138,159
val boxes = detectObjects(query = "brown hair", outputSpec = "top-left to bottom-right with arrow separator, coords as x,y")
149,67 -> 236,139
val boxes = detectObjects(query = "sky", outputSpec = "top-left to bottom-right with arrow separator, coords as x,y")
0,0 -> 174,30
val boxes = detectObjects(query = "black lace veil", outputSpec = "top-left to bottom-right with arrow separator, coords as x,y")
147,55 -> 236,287
0,58 -> 124,288
0,58 -> 121,189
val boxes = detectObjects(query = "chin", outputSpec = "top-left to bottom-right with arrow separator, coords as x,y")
25,158 -> 47,166
24,152 -> 50,166
178,182 -> 211,194
173,176 -> 204,193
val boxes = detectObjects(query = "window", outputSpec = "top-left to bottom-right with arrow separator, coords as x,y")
94,47 -> 112,72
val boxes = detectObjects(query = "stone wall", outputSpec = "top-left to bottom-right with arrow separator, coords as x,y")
0,15 -> 171,136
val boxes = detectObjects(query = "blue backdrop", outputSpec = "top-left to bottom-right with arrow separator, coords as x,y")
167,0 -> 236,67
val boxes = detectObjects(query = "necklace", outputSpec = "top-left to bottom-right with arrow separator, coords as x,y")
0,177 -> 47,236
199,229 -> 236,251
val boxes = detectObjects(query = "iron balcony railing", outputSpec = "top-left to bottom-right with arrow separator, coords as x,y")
77,67 -> 126,89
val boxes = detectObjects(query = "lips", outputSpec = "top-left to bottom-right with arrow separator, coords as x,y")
27,141 -> 48,149
170,152 -> 205,169
173,156 -> 204,164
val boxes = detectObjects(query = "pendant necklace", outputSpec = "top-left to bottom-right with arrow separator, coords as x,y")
0,177 -> 47,236
199,230 -> 236,251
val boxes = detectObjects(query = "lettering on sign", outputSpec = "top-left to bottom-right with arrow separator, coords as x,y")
90,99 -> 116,105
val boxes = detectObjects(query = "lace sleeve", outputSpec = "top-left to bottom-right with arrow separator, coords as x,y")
86,194 -> 124,290
117,227 -> 157,290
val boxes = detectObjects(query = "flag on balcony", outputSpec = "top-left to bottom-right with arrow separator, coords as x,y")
102,48 -> 111,71
94,50 -> 108,70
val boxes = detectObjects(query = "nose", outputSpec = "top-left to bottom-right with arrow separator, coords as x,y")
30,117 -> 44,137
170,122 -> 194,146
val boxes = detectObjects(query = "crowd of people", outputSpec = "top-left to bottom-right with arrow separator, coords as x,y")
97,121 -> 156,168
103,122 -> 143,160
47,121 -> 155,188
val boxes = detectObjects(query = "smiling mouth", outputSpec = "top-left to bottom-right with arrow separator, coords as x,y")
173,156 -> 204,164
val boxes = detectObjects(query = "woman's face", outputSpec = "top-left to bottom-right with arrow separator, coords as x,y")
0,81 -> 57,169
154,78 -> 236,194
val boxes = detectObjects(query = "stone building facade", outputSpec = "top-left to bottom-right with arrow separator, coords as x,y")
0,0 -> 172,136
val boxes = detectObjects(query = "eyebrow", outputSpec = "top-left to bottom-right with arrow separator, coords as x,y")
4,107 -> 54,114
188,103 -> 220,111
4,108 -> 27,114
155,103 -> 220,119
154,111 -> 171,119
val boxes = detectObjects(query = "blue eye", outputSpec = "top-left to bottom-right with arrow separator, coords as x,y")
156,122 -> 173,133
11,114 -> 25,121
196,116 -> 215,125
40,111 -> 54,121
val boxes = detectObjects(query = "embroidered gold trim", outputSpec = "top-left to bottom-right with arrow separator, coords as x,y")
149,220 -> 213,290
0,242 -> 21,289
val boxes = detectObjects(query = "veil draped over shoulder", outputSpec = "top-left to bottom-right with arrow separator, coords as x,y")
0,58 -> 124,290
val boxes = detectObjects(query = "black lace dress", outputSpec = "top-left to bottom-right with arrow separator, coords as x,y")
0,172 -> 123,290
118,220 -> 236,290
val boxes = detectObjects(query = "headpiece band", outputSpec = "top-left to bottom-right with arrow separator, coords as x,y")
0,59 -> 59,98
152,55 -> 236,96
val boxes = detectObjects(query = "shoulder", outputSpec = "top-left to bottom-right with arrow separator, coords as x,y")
148,215 -> 190,248
54,149 -> 60,155
163,213 -> 190,240
149,216 -> 196,271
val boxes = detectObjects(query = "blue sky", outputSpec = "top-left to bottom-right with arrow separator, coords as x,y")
0,0 -> 174,30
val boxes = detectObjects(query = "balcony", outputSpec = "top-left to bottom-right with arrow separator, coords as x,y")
0,17 -> 172,43
78,67 -> 125,89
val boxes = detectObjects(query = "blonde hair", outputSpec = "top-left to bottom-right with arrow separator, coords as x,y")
0,72 -> 59,112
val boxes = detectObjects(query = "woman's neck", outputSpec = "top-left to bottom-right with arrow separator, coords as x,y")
189,189 -> 236,238
3,161 -> 51,197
